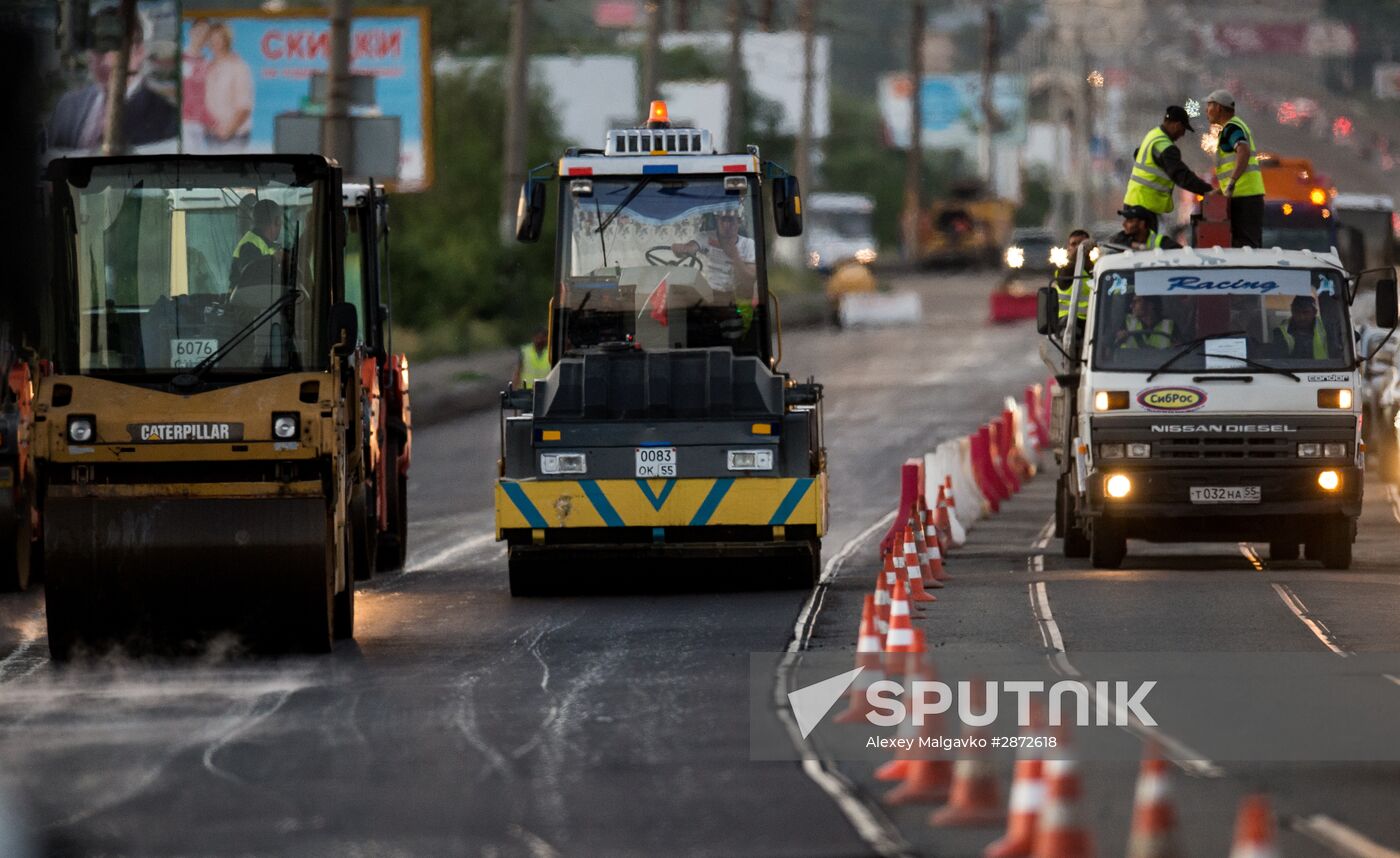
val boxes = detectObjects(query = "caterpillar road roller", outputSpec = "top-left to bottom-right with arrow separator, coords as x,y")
34,154 -> 362,657
343,182 -> 412,576
498,101 -> 827,595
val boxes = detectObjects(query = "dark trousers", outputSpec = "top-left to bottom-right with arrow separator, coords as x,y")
1228,194 -> 1264,248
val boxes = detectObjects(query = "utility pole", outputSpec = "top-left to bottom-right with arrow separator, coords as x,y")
322,0 -> 353,169
726,0 -> 744,152
977,4 -> 1002,190
640,0 -> 662,115
500,0 -> 530,243
901,1 -> 924,263
758,0 -> 776,31
674,0 -> 690,32
101,0 -> 137,156
794,0 -> 815,196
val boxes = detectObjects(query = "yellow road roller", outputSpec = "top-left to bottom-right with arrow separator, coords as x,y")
33,154 -> 362,657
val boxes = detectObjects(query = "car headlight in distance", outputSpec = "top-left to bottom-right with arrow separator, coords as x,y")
728,449 -> 774,471
1317,469 -> 1341,491
67,415 -> 95,443
1094,390 -> 1130,411
1323,442 -> 1347,458
1127,443 -> 1151,458
854,248 -> 877,264
1317,388 -> 1353,409
1297,442 -> 1321,458
272,413 -> 300,440
540,452 -> 587,474
1105,473 -> 1132,498
1100,443 -> 1125,459
1005,246 -> 1025,269
1049,246 -> 1070,268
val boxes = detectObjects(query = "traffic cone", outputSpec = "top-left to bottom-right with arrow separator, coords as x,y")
888,550 -> 928,618
1126,743 -> 1180,858
875,629 -> 926,783
834,595 -> 885,724
908,513 -> 946,589
874,566 -> 891,635
985,708 -> 1047,858
1228,794 -> 1279,858
929,681 -> 1005,828
1032,743 -> 1093,858
884,579 -> 917,675
902,528 -> 939,602
922,519 -> 950,582
928,489 -> 953,552
885,639 -> 954,804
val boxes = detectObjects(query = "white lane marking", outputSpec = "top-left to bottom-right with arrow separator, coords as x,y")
1025,515 -> 1053,574
1238,543 -> 1264,571
1290,814 -> 1400,858
774,508 -> 915,858
1271,582 -> 1351,657
1384,674 -> 1400,688
0,637 -> 47,684
408,532 -> 498,573
1028,580 -> 1224,778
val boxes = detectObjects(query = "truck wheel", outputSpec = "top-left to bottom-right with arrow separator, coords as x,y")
1318,519 -> 1353,571
508,548 -> 553,597
785,540 -> 821,589
351,483 -> 376,582
1089,522 -> 1126,569
1054,475 -> 1067,538
376,439 -> 408,572
0,526 -> 21,592
293,512 -> 336,653
333,524 -> 356,641
1268,541 -> 1299,562
1063,509 -> 1090,559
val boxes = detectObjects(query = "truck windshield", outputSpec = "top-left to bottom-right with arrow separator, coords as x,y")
1092,267 -> 1352,371
809,208 -> 873,239
558,175 -> 766,356
55,160 -> 327,376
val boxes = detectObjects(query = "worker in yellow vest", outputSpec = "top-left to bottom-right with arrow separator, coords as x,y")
229,199 -> 282,289
1206,90 -> 1265,248
1272,296 -> 1329,359
1116,295 -> 1176,349
1122,105 -> 1215,234
513,327 -> 552,390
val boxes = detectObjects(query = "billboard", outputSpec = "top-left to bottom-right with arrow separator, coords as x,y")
878,72 -> 1027,157
181,8 -> 432,190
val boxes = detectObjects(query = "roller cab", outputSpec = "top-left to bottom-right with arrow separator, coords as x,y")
35,154 -> 360,657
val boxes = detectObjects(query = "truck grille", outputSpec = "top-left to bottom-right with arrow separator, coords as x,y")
1154,436 -> 1294,460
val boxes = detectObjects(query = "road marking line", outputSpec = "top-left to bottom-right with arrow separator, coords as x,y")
1025,515 -> 1053,574
1238,542 -> 1264,571
1289,813 -> 1400,858
775,508 -> 915,858
0,637 -> 46,684
1384,674 -> 1400,688
1028,580 -> 1224,778
1271,582 -> 1350,657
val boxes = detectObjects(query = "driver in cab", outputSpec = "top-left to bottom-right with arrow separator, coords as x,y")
1272,295 -> 1330,359
669,204 -> 756,294
230,199 -> 283,289
1116,294 -> 1177,349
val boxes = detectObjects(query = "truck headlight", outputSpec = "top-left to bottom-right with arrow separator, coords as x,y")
1323,442 -> 1347,458
540,452 -> 587,474
1005,246 -> 1025,269
272,413 -> 300,439
1298,443 -> 1321,458
1099,443 -> 1125,459
67,415 -> 95,443
1317,469 -> 1341,491
1126,443 -> 1151,458
1105,473 -> 1133,498
1094,390 -> 1129,411
728,449 -> 774,471
1317,389 -> 1353,409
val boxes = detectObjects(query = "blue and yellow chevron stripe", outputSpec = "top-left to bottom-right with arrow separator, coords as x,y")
496,476 -> 826,534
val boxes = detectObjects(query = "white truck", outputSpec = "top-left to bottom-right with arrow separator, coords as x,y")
1037,246 -> 1397,569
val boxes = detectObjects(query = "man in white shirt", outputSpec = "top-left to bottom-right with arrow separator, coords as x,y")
670,208 -> 756,295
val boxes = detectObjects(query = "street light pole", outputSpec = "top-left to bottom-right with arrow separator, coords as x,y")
500,0 -> 531,243
323,0 -> 353,168
901,1 -> 925,263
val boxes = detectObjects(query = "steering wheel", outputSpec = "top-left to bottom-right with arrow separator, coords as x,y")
645,245 -> 704,270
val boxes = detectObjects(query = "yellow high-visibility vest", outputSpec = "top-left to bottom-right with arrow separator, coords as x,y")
1124,126 -> 1175,213
520,344 -> 552,390
1215,116 -> 1265,197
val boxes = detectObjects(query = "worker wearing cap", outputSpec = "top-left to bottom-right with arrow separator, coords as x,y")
1053,228 -> 1093,326
1122,105 -> 1215,233
1107,204 -> 1181,252
1272,295 -> 1329,359
1116,295 -> 1176,349
1206,90 -> 1265,248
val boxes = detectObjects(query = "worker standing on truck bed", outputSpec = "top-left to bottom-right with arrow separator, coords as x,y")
1122,105 -> 1215,233
513,327 -> 551,391
1207,90 -> 1265,248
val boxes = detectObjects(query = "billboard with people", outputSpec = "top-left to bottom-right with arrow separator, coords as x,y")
181,8 -> 432,189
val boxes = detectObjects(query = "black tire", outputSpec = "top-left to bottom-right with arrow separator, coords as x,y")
1303,541 -> 1320,561
508,548 -> 551,597
296,512 -> 336,653
375,439 -> 408,572
334,522 -> 356,641
1268,541 -> 1299,562
1054,475 -> 1067,538
1089,521 -> 1127,569
0,526 -> 22,593
1318,518 -> 1353,570
785,540 -> 821,589
1063,505 -> 1090,559
351,483 -> 375,582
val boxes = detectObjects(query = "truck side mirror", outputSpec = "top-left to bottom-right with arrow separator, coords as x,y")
771,175 -> 803,237
1036,286 -> 1057,335
330,301 -> 359,357
516,180 -> 547,243
1377,277 -> 1398,329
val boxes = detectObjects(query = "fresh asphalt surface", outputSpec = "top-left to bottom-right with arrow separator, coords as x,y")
1,270 -> 1398,856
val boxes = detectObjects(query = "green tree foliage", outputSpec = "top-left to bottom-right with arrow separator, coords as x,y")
388,68 -> 562,355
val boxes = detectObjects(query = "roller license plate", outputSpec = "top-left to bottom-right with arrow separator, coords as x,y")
635,447 -> 677,478
170,338 -> 217,368
1189,486 -> 1261,504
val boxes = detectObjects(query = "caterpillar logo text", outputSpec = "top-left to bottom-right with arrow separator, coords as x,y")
1137,387 -> 1206,412
127,423 -> 244,443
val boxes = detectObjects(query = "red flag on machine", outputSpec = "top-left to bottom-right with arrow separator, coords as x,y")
647,275 -> 669,325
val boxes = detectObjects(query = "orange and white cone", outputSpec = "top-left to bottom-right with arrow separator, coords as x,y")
929,682 -> 1005,828
835,594 -> 885,724
984,710 -> 1047,857
884,579 -> 917,675
888,551 -> 928,618
902,529 -> 939,601
875,630 -> 926,783
927,489 -> 952,552
1228,794 -> 1279,858
1126,743 -> 1179,858
885,638 -> 954,804
908,515 -> 946,590
873,566 -> 891,635
1032,748 -> 1093,858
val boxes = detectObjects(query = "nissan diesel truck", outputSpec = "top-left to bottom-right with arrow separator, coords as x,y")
1038,246 -> 1397,570
496,101 -> 827,595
